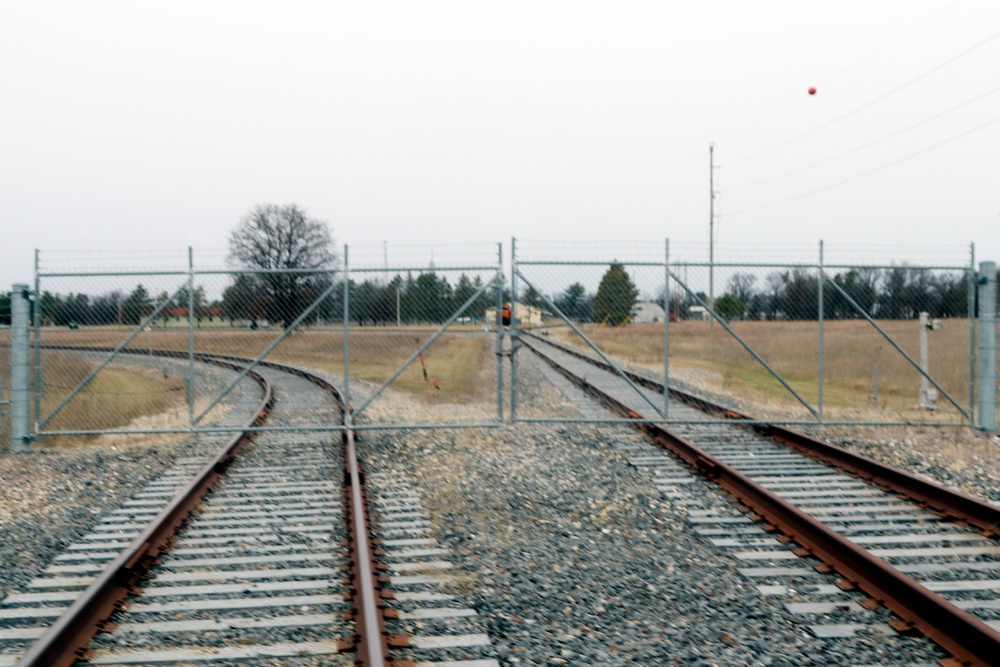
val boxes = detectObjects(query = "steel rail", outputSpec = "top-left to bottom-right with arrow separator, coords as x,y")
524,332 -> 1000,536
525,337 -> 1000,667
16,346 -> 397,667
14,351 -> 273,667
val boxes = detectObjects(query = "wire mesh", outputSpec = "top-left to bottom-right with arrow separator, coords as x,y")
345,261 -> 502,427
512,239 -> 977,427
22,242 -> 996,439
0,322 -> 10,449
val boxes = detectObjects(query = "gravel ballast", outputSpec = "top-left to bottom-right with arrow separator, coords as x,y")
0,356 -> 261,611
3,347 -> 996,665
358,355 -> 952,666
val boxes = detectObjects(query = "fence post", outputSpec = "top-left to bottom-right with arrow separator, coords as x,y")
496,243 -> 504,423
663,238 -> 670,419
11,284 -> 31,451
817,240 -> 824,422
343,245 -> 351,429
510,237 -> 518,421
977,260 -> 996,432
187,247 -> 195,430
968,243 -> 976,425
33,249 -> 42,432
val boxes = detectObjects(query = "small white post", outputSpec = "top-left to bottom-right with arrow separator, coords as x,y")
916,311 -> 938,410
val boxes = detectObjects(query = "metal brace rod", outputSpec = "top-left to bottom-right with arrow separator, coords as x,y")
39,284 -> 188,430
668,268 -> 821,421
193,278 -> 341,423
823,273 -> 971,421
351,276 -> 498,419
515,270 -> 666,418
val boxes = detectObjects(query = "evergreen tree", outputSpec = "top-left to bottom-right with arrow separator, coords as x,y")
593,263 -> 638,326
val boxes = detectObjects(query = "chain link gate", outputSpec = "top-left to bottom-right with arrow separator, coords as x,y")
510,239 -> 977,427
9,241 -> 992,446
340,244 -> 504,431
28,245 -> 504,443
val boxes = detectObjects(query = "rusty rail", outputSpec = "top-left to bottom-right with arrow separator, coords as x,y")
16,347 -> 397,667
525,338 -> 1000,667
525,332 -> 1000,536
15,351 -> 273,667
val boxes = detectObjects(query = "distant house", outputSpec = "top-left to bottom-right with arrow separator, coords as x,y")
631,302 -> 666,324
484,302 -> 542,327
686,305 -> 710,321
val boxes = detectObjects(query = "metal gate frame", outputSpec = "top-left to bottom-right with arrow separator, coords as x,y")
510,238 -> 979,428
342,244 -> 506,431
12,241 -> 993,443
29,245 -> 506,439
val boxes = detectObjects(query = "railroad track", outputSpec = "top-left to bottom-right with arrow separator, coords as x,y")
522,332 -> 1000,667
0,349 -> 499,667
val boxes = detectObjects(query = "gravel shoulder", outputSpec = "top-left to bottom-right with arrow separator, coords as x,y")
358,355 -> 949,666
0,355 -> 260,605
1,346 -> 992,665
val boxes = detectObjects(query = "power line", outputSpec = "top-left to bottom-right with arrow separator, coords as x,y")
724,29 -> 1000,167
718,0 -> 967,143
724,112 -> 1000,216
821,0 -> 968,85
723,85 -> 1000,193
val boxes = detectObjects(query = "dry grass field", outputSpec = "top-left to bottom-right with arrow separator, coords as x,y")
31,326 -> 494,428
1,326 -> 494,447
0,346 -> 184,448
547,318 -> 979,422
1,317 -> 992,449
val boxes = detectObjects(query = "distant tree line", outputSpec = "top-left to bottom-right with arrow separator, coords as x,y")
14,266 -> 999,329
32,271 -> 499,329
671,267 -> 980,322
36,285 -> 219,327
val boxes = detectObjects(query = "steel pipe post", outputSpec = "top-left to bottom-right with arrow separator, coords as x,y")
663,239 -> 670,420
187,247 -> 195,430
32,249 -> 41,432
11,284 -> 31,451
968,243 -> 976,424
818,240 -> 824,422
495,243 -> 504,422
510,237 -> 518,420
977,261 -> 996,432
343,245 -> 351,429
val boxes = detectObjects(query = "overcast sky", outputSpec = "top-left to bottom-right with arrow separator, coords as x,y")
2,1 -> 997,287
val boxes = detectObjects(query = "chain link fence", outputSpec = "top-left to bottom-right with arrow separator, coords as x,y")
0,320 -> 10,447
9,241 -> 998,444
26,245 -> 504,442
512,239 -> 985,427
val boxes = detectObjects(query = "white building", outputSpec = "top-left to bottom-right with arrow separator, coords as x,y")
483,303 -> 543,327
631,301 -> 666,324
686,305 -> 710,321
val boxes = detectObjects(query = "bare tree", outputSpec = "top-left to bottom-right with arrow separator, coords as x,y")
227,204 -> 337,328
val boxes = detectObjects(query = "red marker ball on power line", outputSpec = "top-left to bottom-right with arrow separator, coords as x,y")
808,86 -> 817,95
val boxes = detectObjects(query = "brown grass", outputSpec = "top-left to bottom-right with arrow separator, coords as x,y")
35,352 -> 184,447
40,326 -> 495,405
547,318 -> 977,421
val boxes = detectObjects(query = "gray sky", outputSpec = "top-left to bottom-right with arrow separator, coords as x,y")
2,1 -> 997,288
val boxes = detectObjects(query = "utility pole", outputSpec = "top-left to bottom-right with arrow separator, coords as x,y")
709,142 -> 716,322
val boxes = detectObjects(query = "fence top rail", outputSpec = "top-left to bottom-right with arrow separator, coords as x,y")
348,264 -> 500,273
669,262 -> 972,271
514,260 -> 971,270
516,260 -> 667,267
36,267 -> 342,278
37,264 -> 501,279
